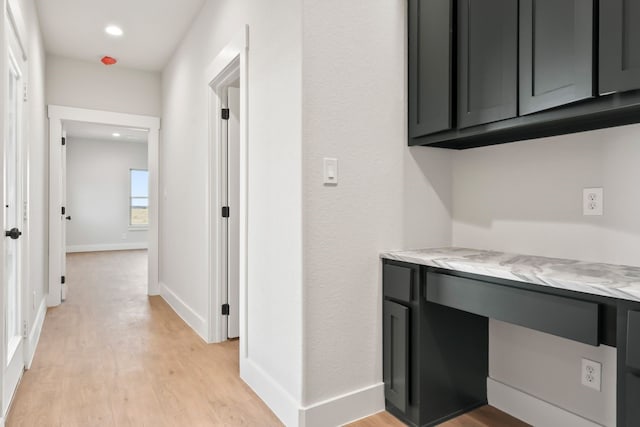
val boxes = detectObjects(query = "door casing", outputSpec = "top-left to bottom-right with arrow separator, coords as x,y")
47,106 -> 160,307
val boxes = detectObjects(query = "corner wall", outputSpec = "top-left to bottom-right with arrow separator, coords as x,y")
300,1 -> 452,424
452,124 -> 640,426
160,1 -> 304,424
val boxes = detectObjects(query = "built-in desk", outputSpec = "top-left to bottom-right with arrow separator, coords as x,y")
381,248 -> 640,427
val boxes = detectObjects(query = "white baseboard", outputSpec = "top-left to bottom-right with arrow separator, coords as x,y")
488,378 -> 602,427
300,383 -> 385,427
25,298 -> 47,369
159,282 -> 208,340
240,357 -> 300,427
66,242 -> 148,253
240,357 -> 384,427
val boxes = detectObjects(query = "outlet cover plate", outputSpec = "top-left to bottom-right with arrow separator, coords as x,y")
583,188 -> 603,216
581,358 -> 601,391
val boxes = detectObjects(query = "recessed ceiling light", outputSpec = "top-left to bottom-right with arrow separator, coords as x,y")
105,25 -> 123,36
112,133 -> 121,137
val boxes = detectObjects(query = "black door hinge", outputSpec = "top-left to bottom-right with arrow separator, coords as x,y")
222,206 -> 230,218
61,137 -> 66,146
222,304 -> 230,315
61,276 -> 66,284
61,206 -> 66,215
221,108 -> 230,120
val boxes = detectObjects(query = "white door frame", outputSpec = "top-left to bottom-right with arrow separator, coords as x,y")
205,26 -> 248,349
47,106 -> 161,306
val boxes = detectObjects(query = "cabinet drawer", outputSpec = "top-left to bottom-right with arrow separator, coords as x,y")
426,272 -> 600,345
627,311 -> 640,370
383,264 -> 414,303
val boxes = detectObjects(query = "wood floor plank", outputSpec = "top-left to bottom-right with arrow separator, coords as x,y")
7,251 -> 528,426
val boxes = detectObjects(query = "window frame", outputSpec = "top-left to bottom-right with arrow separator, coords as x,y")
129,168 -> 149,229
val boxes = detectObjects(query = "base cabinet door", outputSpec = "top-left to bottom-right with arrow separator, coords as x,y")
383,300 -> 410,414
600,0 -> 640,94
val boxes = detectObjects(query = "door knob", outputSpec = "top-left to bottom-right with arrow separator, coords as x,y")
5,228 -> 21,239
65,216 -> 71,221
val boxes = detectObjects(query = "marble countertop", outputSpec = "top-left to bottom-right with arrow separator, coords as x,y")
381,247 -> 640,303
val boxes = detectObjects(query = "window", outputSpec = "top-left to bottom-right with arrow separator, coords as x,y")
130,169 -> 149,226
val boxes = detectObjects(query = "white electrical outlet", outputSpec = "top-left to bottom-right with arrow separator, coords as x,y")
583,187 -> 603,216
581,358 -> 601,391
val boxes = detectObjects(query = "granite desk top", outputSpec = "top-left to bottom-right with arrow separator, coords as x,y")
381,247 -> 640,303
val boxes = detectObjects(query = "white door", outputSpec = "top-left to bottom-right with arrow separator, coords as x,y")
61,131 -> 68,301
3,20 -> 26,416
226,87 -> 240,339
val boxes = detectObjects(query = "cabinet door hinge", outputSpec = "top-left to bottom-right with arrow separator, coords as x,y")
222,304 -> 230,315
221,108 -> 230,120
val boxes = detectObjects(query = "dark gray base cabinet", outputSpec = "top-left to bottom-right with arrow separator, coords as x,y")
382,260 -> 488,426
383,259 -> 640,426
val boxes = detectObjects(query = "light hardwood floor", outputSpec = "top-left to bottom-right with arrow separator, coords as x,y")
8,250 -> 528,426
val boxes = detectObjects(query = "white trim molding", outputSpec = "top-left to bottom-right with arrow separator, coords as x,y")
299,383 -> 385,427
66,243 -> 148,253
487,378 -> 602,427
24,298 -> 47,370
47,105 -> 161,306
159,282 -> 208,341
205,26 -> 249,347
240,358 -> 300,427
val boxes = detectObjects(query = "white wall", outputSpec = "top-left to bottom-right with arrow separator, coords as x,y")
301,0 -> 452,418
452,124 -> 640,425
161,1 -> 452,424
66,137 -> 148,251
160,0 -> 304,424
23,0 -> 48,361
46,54 -> 161,116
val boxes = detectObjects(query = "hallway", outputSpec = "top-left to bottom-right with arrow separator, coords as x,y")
7,251 -> 281,426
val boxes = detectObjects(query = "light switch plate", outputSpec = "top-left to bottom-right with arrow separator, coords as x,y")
323,158 -> 338,185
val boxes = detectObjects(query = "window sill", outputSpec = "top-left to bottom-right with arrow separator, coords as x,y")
128,226 -> 149,232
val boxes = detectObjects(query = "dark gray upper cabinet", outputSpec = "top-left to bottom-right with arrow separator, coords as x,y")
519,0 -> 594,115
408,0 -> 453,138
600,0 -> 640,95
457,0 -> 518,129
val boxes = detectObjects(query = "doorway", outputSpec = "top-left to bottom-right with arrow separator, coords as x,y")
222,84 -> 240,340
47,106 -> 160,306
206,27 -> 248,349
61,122 -> 150,302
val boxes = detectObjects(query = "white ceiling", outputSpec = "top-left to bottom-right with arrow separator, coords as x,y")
35,0 -> 207,71
64,121 -> 148,143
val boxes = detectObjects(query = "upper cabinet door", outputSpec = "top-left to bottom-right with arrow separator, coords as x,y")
457,0 -> 518,129
519,0 -> 594,115
600,0 -> 640,95
408,0 -> 453,138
